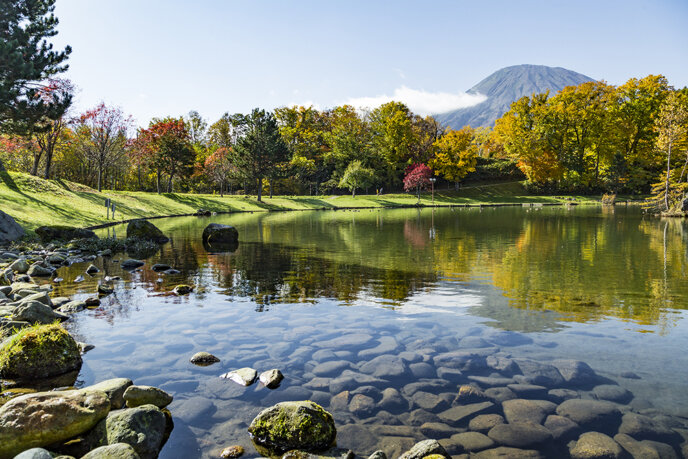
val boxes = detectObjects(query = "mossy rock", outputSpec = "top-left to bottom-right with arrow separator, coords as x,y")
0,322 -> 82,380
202,224 -> 238,245
248,400 -> 336,457
126,220 -> 169,244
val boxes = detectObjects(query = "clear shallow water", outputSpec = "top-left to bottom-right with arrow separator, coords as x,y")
46,206 -> 688,457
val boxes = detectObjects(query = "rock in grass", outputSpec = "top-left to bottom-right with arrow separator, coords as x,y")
259,369 -> 284,389
82,443 -> 141,458
126,220 -> 169,244
248,401 -> 336,457
123,385 -> 173,409
221,367 -> 257,386
0,210 -> 25,244
0,322 -> 82,380
190,351 -> 220,366
398,439 -> 450,459
0,389 -> 111,458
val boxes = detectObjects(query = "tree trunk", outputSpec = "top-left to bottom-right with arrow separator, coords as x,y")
220,181 -> 224,197
417,186 -> 421,203
665,141 -> 673,211
352,188 -> 356,198
257,177 -> 263,202
455,181 -> 459,191
167,174 -> 173,193
156,169 -> 161,194
97,165 -> 103,192
137,165 -> 142,190
244,180 -> 249,195
0,159 -> 5,172
31,153 -> 41,176
269,180 -> 273,199
43,149 -> 54,179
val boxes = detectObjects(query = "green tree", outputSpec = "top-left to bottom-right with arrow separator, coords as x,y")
338,160 -> 374,197
653,91 -> 688,210
369,101 -> 416,185
429,126 -> 478,189
325,105 -> 372,188
0,0 -> 72,143
234,108 -> 289,201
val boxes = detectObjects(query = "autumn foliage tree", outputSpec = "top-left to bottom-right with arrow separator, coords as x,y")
204,147 -> 238,196
137,118 -> 195,193
429,126 -> 478,189
403,163 -> 432,203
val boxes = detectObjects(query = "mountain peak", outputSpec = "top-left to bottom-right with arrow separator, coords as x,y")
436,65 -> 595,128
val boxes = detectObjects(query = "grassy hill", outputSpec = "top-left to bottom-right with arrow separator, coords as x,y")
0,171 -> 599,233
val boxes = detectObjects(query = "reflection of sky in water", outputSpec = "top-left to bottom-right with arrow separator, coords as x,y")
50,206 -> 688,457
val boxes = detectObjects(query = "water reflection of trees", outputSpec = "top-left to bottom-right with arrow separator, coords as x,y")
86,206 -> 688,331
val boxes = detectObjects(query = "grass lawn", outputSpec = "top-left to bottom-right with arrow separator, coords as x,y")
1,171 -> 604,233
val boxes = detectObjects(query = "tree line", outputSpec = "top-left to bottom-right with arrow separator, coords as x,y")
1,0 -> 687,210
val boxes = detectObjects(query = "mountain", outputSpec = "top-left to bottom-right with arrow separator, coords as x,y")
435,65 -> 595,129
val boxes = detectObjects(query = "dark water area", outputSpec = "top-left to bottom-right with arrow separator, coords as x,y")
47,206 -> 688,457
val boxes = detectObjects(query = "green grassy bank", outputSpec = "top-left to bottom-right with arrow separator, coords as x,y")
1,171 -> 603,233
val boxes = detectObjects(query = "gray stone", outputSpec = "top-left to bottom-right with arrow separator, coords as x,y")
18,291 -> 51,307
613,433 -> 661,459
638,440 -> 679,459
0,210 -> 25,244
202,223 -> 238,244
27,263 -> 52,277
502,399 -> 547,424
471,446 -> 543,458
8,258 -> 30,274
358,336 -> 398,359
484,387 -> 517,403
12,300 -> 67,324
548,388 -> 579,402
460,336 -> 492,348
544,415 -> 580,441
312,360 -> 351,377
409,362 -> 436,378
328,370 -> 386,393
82,443 -> 141,458
507,384 -> 548,398
359,354 -> 407,380
0,389 -> 111,458
419,421 -> 456,438
513,360 -> 564,387
469,414 -> 505,433
436,367 -> 463,382
487,422 -> 553,448
468,375 -> 515,387
259,369 -> 284,389
85,404 -> 167,459
85,378 -> 133,409
367,451 -> 387,459
348,394 -> 376,417
487,331 -> 533,346
556,399 -> 622,433
569,432 -> 623,459
282,447 -> 354,459
379,387 -> 408,412
398,439 -> 450,459
221,367 -> 258,386
552,359 -> 599,387
59,300 -> 86,313
433,350 -> 489,371
439,401 -> 494,426
121,259 -> 144,270
189,351 -> 220,365
13,448 -> 54,459
411,391 -> 449,412
592,385 -> 633,404
450,431 -> 495,452
617,412 -> 679,442
486,356 -> 521,376
123,385 -> 173,409
455,384 -> 491,404
35,226 -> 96,241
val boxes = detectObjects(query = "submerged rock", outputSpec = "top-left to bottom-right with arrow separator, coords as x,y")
248,401 -> 336,456
220,445 -> 245,458
173,284 -> 193,295
487,422 -> 553,448
0,389 -> 110,458
126,220 -> 169,243
82,443 -> 141,458
569,432 -> 623,459
35,225 -> 97,242
556,399 -> 622,433
121,259 -> 145,270
0,322 -> 82,380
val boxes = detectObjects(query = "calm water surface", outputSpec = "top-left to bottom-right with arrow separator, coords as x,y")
50,206 -> 688,457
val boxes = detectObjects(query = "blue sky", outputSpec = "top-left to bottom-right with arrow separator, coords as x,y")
52,0 -> 688,126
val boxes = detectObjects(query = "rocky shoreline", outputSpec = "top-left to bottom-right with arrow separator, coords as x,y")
2,220 -> 688,458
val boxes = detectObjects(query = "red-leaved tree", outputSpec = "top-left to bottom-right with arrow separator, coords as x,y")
403,163 -> 432,203
205,147 -> 238,196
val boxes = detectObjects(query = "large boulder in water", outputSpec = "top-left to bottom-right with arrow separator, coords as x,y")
0,323 -> 82,380
0,210 -> 24,244
0,389 -> 111,457
126,220 -> 169,243
35,225 -> 97,242
202,223 -> 238,245
248,401 -> 336,456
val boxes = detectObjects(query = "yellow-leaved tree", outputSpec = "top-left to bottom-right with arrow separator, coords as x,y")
429,126 -> 478,190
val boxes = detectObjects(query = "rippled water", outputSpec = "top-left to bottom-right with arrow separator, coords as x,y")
47,206 -> 688,457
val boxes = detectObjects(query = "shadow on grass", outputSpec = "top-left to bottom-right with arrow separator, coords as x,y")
0,169 -> 19,192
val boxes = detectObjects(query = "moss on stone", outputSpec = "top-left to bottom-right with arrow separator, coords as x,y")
0,322 -> 82,380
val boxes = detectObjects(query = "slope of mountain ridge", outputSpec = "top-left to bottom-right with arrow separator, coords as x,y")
436,64 -> 595,129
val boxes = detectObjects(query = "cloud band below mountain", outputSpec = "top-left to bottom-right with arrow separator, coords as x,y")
343,86 -> 486,115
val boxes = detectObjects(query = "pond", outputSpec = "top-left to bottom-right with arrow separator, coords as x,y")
50,205 -> 688,457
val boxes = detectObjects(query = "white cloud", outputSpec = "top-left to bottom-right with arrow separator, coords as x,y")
343,86 -> 487,115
